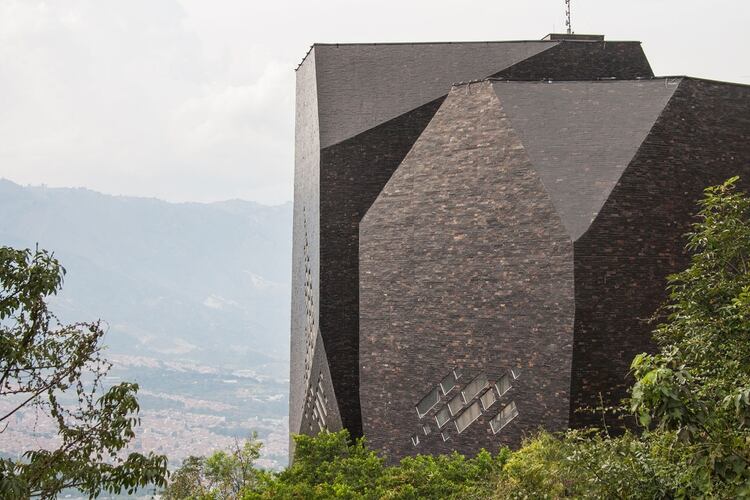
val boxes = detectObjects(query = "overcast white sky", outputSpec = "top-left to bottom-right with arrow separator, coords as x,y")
0,0 -> 747,204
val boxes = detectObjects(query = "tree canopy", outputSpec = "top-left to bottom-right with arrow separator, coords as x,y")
0,246 -> 168,498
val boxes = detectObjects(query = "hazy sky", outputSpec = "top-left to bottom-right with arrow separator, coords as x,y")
1,0 -> 747,204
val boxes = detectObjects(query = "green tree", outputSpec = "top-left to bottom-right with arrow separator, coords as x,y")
496,177 -> 750,498
629,176 -> 750,496
164,437 -> 268,500
0,246 -> 168,498
249,430 -> 507,499
255,430 -> 384,499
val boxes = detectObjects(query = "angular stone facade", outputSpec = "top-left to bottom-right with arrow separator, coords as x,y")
358,77 -> 750,461
359,81 -> 576,459
290,38 -> 654,454
290,36 -> 750,462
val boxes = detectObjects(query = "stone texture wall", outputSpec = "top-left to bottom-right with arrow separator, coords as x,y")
318,98 -> 444,438
290,50 -> 323,445
292,40 -> 659,452
359,81 -> 575,462
570,78 -> 750,428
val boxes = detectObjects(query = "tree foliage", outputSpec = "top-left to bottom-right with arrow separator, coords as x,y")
163,437 -> 269,499
497,177 -> 750,498
164,430 -> 508,499
628,176 -> 750,495
0,246 -> 168,498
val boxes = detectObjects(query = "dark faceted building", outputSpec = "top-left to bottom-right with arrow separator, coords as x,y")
291,35 -> 750,461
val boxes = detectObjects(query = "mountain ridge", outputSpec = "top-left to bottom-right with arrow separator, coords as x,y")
0,178 -> 292,370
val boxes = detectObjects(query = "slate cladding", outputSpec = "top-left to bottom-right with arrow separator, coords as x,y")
290,35 -> 748,462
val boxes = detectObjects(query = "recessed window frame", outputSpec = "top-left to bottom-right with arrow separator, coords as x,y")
448,393 -> 464,416
461,373 -> 489,404
496,373 -> 512,397
435,406 -> 451,428
490,401 -> 519,434
439,369 -> 461,395
455,401 -> 482,434
480,388 -> 497,410
416,387 -> 440,418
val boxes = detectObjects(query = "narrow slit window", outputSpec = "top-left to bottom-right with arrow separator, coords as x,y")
416,387 -> 440,418
422,424 -> 432,435
480,388 -> 497,410
440,369 -> 460,395
490,401 -> 519,434
462,374 -> 489,403
448,393 -> 464,415
315,397 -> 327,425
435,406 -> 451,428
316,391 -> 327,416
455,401 -> 482,433
411,434 -> 420,446
441,431 -> 450,442
496,373 -> 511,397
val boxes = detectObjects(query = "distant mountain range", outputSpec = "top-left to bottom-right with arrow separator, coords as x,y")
0,179 -> 293,467
0,178 -> 291,375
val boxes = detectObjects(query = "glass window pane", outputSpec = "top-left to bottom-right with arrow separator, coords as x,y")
462,374 -> 489,403
435,406 -> 451,428
416,387 -> 440,418
490,401 -> 519,434
440,370 -> 459,395
448,393 -> 464,415
455,401 -> 482,433
480,388 -> 497,410
496,373 -> 511,396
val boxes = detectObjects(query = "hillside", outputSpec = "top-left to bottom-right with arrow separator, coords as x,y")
0,179 -> 292,467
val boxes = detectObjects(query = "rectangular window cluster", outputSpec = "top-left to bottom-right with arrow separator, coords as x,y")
416,387 -> 440,418
490,401 -> 519,434
455,401 -> 482,433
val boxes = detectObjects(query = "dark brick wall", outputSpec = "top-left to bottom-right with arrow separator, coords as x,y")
292,40 -> 659,451
297,328 -> 344,438
318,98 -> 444,438
290,51 -> 321,444
570,78 -> 750,428
359,81 -> 575,462
493,41 -> 653,80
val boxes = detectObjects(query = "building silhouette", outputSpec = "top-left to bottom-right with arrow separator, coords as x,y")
290,34 -> 750,461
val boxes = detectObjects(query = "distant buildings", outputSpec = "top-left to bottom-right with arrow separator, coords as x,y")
290,34 -> 750,462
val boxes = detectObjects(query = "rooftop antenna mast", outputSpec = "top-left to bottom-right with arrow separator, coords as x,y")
565,0 -> 572,34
